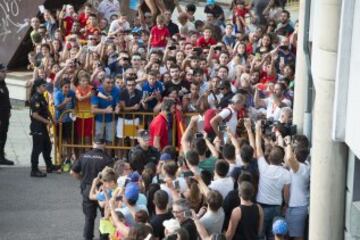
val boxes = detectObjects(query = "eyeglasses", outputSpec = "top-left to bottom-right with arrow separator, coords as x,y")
172,210 -> 184,214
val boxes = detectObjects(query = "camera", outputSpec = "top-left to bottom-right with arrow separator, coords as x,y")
168,45 -> 176,50
214,46 -> 222,51
195,132 -> 204,139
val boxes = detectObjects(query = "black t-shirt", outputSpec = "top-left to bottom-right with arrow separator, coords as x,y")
222,189 -> 240,231
181,218 -> 198,240
150,212 -> 173,239
218,91 -> 234,109
120,89 -> 142,107
71,149 -> 114,196
167,21 -> 179,36
204,4 -> 224,20
0,81 -> 11,114
30,92 -> 50,132
128,145 -> 160,167
164,80 -> 188,96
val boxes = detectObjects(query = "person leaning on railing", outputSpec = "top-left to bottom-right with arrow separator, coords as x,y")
91,76 -> 120,147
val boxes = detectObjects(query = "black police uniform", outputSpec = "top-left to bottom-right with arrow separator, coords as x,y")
29,91 -> 53,172
71,148 -> 113,240
128,144 -> 160,166
0,79 -> 12,162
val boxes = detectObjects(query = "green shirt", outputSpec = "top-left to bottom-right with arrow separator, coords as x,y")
199,156 -> 218,173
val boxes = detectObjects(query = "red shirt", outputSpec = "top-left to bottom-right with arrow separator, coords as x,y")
234,7 -> 249,18
78,12 -> 89,28
260,71 -> 276,84
149,113 -> 168,150
150,25 -> 170,48
204,109 -> 217,135
196,37 -> 217,48
63,16 -> 75,36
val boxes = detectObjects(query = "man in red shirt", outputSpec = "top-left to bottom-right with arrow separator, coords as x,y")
196,27 -> 217,48
78,3 -> 92,28
149,15 -> 170,51
149,99 -> 176,150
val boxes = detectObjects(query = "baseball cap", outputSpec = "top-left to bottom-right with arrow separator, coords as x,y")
125,182 -> 140,202
0,63 -> 7,71
272,218 -> 288,235
163,218 -> 181,233
127,171 -> 141,183
33,78 -> 47,88
207,0 -> 216,5
160,153 -> 172,161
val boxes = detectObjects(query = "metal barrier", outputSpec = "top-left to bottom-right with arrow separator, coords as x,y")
55,109 -> 193,165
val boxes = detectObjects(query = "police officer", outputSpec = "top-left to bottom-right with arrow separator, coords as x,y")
70,136 -> 113,240
29,78 -> 60,177
0,63 -> 14,165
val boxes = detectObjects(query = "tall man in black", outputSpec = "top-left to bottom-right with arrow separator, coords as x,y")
70,137 -> 113,240
29,78 -> 59,177
0,64 -> 14,165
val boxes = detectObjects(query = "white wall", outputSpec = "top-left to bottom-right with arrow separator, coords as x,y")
345,0 -> 360,158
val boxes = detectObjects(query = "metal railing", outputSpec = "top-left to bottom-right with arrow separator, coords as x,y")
55,109 -> 194,164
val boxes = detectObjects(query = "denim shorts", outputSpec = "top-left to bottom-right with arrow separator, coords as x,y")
286,206 -> 308,237
95,120 -> 116,143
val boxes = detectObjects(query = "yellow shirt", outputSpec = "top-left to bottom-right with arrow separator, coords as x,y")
76,85 -> 93,119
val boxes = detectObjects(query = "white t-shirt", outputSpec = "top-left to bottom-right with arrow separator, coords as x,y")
200,208 -> 225,235
209,177 -> 234,199
97,0 -> 120,21
108,19 -> 131,34
289,161 -> 310,207
160,177 -> 187,204
208,92 -> 223,108
218,106 -> 238,135
256,156 -> 291,205
263,97 -> 291,121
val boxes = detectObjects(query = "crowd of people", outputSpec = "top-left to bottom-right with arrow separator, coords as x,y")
21,0 -> 310,239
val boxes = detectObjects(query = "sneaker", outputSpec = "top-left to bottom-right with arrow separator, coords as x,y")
0,158 -> 14,165
62,159 -> 72,172
30,170 -> 47,177
47,165 -> 61,173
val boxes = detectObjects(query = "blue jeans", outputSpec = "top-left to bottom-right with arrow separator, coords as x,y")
259,204 -> 281,240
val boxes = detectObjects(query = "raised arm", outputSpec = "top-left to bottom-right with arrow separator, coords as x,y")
284,137 -> 300,172
181,115 -> 198,153
255,120 -> 264,158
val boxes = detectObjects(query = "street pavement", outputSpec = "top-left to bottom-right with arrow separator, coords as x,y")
0,168 -> 92,240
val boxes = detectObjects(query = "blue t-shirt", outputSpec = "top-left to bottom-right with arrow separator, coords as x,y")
142,80 -> 164,110
129,0 -> 139,10
54,90 -> 76,122
91,86 -> 120,122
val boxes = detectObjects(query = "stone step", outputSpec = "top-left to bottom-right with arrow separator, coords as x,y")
6,71 -> 32,102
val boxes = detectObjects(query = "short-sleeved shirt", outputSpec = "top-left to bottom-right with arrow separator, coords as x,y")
91,86 -> 120,122
54,89 -> 76,122
218,106 -> 238,135
30,92 -> 50,132
289,161 -> 310,207
199,156 -> 218,173
150,212 -> 174,239
119,89 -> 142,118
76,85 -> 93,119
196,36 -> 217,48
150,25 -> 170,48
149,113 -> 168,150
204,4 -> 224,19
209,177 -> 234,199
142,81 -> 164,109
71,149 -> 113,193
256,156 -> 291,205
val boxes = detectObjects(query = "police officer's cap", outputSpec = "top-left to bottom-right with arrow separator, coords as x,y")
94,134 -> 105,145
33,78 -> 47,88
0,63 -> 7,71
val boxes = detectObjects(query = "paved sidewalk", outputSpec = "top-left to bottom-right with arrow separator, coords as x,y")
5,108 -> 34,167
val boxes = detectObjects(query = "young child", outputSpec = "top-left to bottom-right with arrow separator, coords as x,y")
233,0 -> 253,33
222,24 -> 237,48
149,15 -> 170,52
75,73 -> 94,147
196,27 -> 217,48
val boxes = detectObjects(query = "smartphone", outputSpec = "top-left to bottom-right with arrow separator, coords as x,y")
195,132 -> 204,139
174,180 -> 180,190
115,195 -> 123,201
214,46 -> 222,51
183,171 -> 194,178
38,5 -> 45,14
168,45 -> 176,50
